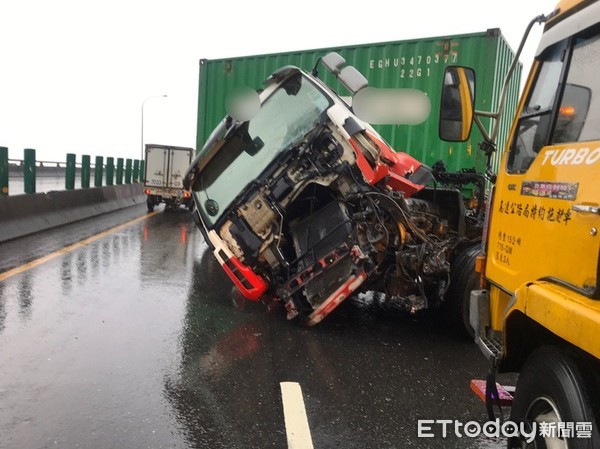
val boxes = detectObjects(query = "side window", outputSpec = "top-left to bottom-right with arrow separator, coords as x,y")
507,41 -> 566,173
552,29 -> 600,143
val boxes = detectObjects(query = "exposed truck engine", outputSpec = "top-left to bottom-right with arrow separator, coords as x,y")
184,54 -> 484,328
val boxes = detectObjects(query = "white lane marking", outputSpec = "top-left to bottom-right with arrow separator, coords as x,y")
280,382 -> 314,449
0,211 -> 160,282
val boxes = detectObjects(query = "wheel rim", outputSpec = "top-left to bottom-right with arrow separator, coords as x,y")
525,396 -> 567,449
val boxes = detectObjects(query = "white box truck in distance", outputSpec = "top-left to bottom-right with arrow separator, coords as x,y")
144,144 -> 194,211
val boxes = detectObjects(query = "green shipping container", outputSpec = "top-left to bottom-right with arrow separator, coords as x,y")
197,28 -> 521,175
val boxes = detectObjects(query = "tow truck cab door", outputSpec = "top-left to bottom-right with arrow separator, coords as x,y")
486,22 -> 600,298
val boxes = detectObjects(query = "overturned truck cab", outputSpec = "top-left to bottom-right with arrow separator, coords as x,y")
184,54 -> 484,327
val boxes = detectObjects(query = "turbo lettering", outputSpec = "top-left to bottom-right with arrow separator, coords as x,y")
542,147 -> 600,166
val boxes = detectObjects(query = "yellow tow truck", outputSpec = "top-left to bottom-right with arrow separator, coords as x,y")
439,0 -> 600,446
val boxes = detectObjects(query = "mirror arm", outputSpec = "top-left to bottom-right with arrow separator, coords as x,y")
490,13 -> 549,144
472,112 -> 493,144
471,112 -> 498,184
473,110 -> 497,119
311,57 -> 322,77
469,12 -> 549,184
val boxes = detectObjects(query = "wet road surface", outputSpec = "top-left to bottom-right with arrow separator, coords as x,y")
0,206 -> 511,448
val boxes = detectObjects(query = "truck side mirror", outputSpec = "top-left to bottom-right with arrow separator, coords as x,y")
321,52 -> 369,94
321,52 -> 346,74
439,66 -> 476,142
338,66 -> 368,94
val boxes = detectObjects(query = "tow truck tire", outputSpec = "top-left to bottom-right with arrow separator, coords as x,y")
509,346 -> 600,448
446,243 -> 480,338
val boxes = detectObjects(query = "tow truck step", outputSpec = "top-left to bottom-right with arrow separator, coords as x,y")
470,379 -> 514,407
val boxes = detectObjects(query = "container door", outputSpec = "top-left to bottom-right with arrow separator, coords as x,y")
145,147 -> 168,187
167,149 -> 192,189
487,28 -> 600,297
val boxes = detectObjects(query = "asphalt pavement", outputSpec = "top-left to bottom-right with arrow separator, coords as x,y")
0,205 -> 511,448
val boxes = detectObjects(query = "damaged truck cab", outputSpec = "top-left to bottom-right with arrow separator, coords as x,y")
185,54 -> 482,327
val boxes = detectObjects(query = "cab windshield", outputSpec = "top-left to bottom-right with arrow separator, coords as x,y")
193,72 -> 332,227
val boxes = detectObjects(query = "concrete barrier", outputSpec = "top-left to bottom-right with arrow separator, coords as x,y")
0,183 -> 145,243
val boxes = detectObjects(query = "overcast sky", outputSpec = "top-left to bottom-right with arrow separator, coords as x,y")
0,0 -> 554,163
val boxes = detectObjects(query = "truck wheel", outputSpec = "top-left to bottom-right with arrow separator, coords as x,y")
446,243 -> 481,338
509,347 -> 599,448
147,198 -> 155,212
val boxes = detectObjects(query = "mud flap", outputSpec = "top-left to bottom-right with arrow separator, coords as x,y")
470,360 -> 513,419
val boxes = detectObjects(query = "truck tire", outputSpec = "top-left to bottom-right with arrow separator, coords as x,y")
147,198 -> 155,212
446,243 -> 481,338
509,346 -> 600,448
